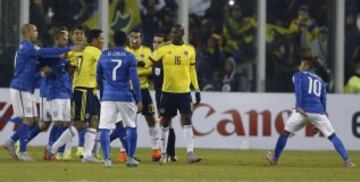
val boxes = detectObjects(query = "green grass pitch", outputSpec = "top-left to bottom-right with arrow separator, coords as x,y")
0,147 -> 359,181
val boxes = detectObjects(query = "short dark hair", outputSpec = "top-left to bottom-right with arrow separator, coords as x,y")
113,31 -> 127,46
87,29 -> 103,43
130,28 -> 143,36
301,56 -> 317,68
73,25 -> 86,32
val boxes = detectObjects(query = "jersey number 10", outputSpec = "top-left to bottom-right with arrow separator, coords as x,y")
111,59 -> 122,81
307,77 -> 322,97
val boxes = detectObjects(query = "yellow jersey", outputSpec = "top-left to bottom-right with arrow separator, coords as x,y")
150,43 -> 199,93
126,46 -> 152,89
68,46 -> 101,88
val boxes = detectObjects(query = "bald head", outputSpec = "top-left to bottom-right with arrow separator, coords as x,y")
21,24 -> 38,43
170,24 -> 184,44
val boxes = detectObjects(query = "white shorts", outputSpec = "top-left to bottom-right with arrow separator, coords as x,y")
10,88 -> 38,118
39,97 -> 51,122
99,101 -> 137,129
50,99 -> 71,122
285,110 -> 335,137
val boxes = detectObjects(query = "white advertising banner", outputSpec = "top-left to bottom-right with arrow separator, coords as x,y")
1,89 -> 359,150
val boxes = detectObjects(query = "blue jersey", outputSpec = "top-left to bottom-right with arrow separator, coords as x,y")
10,40 -> 71,93
39,76 -> 49,98
46,59 -> 72,100
293,70 -> 327,114
96,47 -> 142,102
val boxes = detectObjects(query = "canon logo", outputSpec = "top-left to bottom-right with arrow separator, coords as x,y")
192,103 -> 325,137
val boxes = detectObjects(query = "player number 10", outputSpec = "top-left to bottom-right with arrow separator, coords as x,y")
307,77 -> 321,97
111,59 -> 122,81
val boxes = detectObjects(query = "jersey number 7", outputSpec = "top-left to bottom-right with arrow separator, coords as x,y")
111,59 -> 122,81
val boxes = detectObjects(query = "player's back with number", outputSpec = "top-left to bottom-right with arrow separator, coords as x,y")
293,70 -> 326,114
97,48 -> 138,102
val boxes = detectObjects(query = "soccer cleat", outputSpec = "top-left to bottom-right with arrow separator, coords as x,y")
75,147 -> 85,159
18,152 -> 35,162
15,141 -> 20,156
82,155 -> 103,163
152,149 -> 161,161
265,151 -> 278,165
56,153 -> 64,160
43,147 -> 49,160
2,140 -> 18,159
104,159 -> 112,168
187,152 -> 202,164
158,153 -> 167,165
117,151 -> 128,162
167,155 -> 178,162
126,157 -> 140,167
46,147 -> 57,161
62,151 -> 73,161
344,160 -> 356,168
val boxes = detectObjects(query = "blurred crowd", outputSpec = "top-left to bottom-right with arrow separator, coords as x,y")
1,0 -> 360,93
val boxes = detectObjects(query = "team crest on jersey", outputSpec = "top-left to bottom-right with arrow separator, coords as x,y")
160,108 -> 166,114
53,111 -> 58,117
140,53 -> 144,58
184,51 -> 189,56
26,107 -> 32,114
167,51 -> 172,54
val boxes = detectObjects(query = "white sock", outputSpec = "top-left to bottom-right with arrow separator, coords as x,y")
149,125 -> 159,150
183,125 -> 194,153
64,139 -> 73,154
160,126 -> 169,154
84,128 -> 97,158
119,141 -> 126,152
51,126 -> 78,153
93,131 -> 101,155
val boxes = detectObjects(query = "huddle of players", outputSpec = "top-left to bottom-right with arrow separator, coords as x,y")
3,23 -> 202,167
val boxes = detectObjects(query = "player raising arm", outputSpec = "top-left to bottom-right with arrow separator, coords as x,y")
265,57 -> 356,168
3,24 -> 72,161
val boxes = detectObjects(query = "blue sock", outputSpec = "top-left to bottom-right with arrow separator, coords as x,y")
48,125 -> 59,146
274,132 -> 289,161
78,128 -> 86,147
19,123 -> 30,152
328,134 -> 349,161
116,122 -> 128,152
57,126 -> 67,153
9,118 -> 23,142
109,129 -> 119,142
126,127 -> 137,158
100,129 -> 110,160
27,125 -> 41,144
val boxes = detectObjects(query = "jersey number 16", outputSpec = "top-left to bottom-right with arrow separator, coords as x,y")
307,77 -> 322,97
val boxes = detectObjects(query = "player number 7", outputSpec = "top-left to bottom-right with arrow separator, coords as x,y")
111,59 -> 122,81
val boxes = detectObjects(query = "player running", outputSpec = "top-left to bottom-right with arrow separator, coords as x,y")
265,56 -> 356,168
97,30 -> 143,168
150,24 -> 202,165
